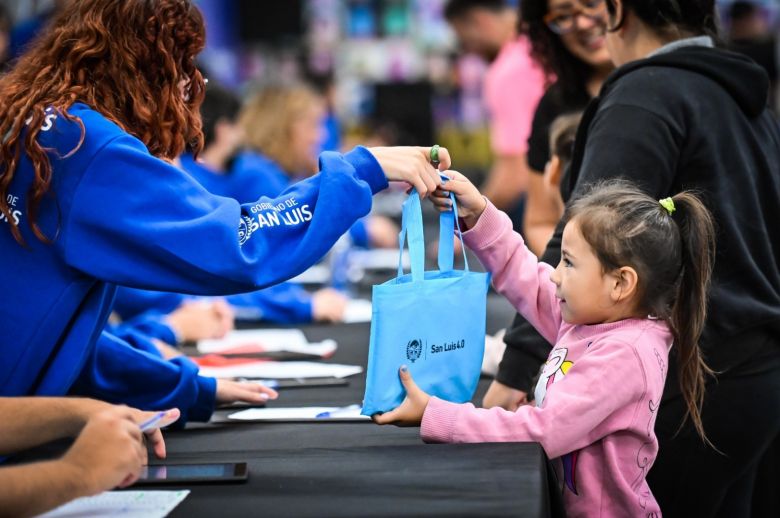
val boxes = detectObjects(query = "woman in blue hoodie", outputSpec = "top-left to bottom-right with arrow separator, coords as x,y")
0,0 -> 448,425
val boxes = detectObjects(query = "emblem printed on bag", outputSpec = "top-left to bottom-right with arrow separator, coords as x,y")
406,339 -> 422,363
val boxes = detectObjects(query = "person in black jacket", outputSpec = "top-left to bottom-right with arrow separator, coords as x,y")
493,0 -> 780,515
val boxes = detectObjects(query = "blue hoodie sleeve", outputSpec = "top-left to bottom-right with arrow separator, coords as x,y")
115,313 -> 179,346
348,218 -> 370,248
70,331 -> 216,425
61,137 -> 388,295
112,286 -> 186,321
106,323 -> 167,356
227,282 -> 314,323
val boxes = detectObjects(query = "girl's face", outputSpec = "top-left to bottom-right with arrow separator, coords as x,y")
549,219 -> 624,324
289,102 -> 326,175
546,0 -> 612,68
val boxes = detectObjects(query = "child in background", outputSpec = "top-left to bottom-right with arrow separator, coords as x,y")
543,112 -> 582,220
481,112 -> 581,378
375,177 -> 716,516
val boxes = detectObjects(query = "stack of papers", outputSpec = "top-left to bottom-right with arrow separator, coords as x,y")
198,329 -> 337,359
37,490 -> 189,518
343,299 -> 372,324
228,405 -> 369,422
197,361 -> 363,380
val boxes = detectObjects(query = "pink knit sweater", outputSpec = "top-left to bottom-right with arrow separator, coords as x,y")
421,202 -> 672,517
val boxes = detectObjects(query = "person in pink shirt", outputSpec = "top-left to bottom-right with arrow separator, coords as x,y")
444,0 -> 547,229
375,175 -> 716,516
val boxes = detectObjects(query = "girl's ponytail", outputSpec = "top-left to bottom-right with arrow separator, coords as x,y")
668,192 -> 716,441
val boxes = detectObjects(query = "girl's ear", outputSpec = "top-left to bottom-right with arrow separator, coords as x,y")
609,265 -> 639,304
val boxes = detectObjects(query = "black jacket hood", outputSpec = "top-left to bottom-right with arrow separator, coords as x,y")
603,45 -> 770,117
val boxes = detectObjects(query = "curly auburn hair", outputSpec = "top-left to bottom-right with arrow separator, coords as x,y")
0,0 -> 206,244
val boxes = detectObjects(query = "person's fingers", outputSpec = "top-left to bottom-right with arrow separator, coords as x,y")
430,198 -> 452,212
237,381 -> 278,401
118,473 -> 136,489
429,192 -> 452,204
146,429 -> 167,459
140,438 -> 149,465
372,408 -> 400,425
122,417 -> 143,443
254,384 -> 279,399
409,174 -> 429,198
435,147 -> 452,170
398,365 -> 418,396
420,169 -> 437,199
444,169 -> 467,181
437,177 -> 470,195
425,146 -> 451,171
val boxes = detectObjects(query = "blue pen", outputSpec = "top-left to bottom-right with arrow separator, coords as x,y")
139,410 -> 169,432
315,404 -> 362,419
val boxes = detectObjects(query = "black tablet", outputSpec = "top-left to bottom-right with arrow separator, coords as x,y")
135,462 -> 249,485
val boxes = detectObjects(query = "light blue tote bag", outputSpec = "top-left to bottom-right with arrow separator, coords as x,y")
362,189 -> 490,416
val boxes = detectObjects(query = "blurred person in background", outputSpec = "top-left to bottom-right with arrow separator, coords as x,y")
444,0 -> 547,232
727,1 -> 778,111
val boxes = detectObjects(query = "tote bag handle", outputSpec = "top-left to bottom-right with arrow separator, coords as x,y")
397,187 -> 468,282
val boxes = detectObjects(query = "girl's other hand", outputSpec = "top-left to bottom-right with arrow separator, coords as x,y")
371,366 -> 431,427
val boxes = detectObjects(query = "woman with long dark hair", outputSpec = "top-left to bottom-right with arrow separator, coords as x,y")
0,0 -> 448,425
485,0 -> 615,411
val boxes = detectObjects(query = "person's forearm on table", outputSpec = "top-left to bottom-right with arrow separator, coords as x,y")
0,459 -> 94,517
0,397 -> 105,453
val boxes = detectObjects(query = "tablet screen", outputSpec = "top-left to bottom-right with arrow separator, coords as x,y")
138,463 -> 247,484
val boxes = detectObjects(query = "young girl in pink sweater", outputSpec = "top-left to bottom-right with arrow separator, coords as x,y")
374,175 -> 716,517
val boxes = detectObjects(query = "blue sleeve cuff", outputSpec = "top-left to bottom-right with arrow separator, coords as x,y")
169,357 -> 217,424
342,146 -> 388,195
300,297 -> 315,322
131,314 -> 179,345
349,218 -> 370,248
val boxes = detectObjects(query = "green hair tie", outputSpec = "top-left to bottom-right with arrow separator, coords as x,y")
659,197 -> 676,216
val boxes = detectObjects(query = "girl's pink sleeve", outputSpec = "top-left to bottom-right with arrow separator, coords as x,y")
420,338 -> 647,459
462,201 -> 562,344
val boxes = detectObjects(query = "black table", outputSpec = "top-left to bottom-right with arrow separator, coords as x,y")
161,295 -> 556,517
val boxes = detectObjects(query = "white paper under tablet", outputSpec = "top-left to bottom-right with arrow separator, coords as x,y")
228,406 -> 369,422
198,329 -> 309,354
197,361 -> 363,379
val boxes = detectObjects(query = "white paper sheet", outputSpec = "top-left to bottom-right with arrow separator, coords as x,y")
290,264 -> 330,284
197,361 -> 363,380
342,299 -> 373,324
228,405 -> 369,422
197,329 -> 309,354
349,249 -> 410,270
37,490 -> 189,518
